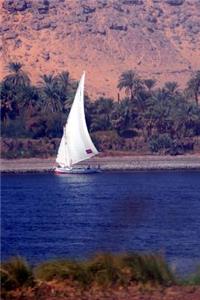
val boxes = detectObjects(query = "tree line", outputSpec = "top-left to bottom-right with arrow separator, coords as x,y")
1,62 -> 200,155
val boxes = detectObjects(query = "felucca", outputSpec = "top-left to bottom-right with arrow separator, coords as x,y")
55,72 -> 100,174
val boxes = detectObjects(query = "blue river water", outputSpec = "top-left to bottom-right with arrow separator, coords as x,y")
1,171 -> 200,273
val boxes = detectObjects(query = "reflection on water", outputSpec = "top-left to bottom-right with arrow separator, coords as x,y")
1,171 -> 200,274
110,195 -> 148,224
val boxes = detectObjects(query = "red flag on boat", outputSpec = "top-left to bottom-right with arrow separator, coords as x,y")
86,149 -> 93,154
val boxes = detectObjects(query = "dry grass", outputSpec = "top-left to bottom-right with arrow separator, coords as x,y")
1,256 -> 34,291
34,252 -> 175,287
1,254 -> 200,300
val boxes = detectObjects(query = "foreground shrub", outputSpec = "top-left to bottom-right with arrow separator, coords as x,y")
34,252 -> 175,287
34,259 -> 91,286
1,256 -> 34,291
34,260 -> 77,281
86,253 -> 125,286
121,253 -> 175,285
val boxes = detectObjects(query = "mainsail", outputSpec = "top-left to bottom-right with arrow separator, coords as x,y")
56,72 -> 98,168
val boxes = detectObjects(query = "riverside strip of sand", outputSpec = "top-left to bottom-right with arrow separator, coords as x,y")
1,154 -> 200,173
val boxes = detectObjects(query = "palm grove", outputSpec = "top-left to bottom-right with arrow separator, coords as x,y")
1,62 -> 200,158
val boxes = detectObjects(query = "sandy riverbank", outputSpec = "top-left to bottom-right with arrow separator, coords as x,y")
1,154 -> 200,173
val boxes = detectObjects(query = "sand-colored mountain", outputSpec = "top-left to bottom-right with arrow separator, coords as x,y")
0,0 -> 200,98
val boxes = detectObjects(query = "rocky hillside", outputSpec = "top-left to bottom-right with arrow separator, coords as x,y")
0,0 -> 200,98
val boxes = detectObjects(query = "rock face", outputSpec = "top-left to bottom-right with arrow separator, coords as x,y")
2,0 -> 28,12
165,0 -> 185,5
122,0 -> 144,5
36,0 -> 49,14
0,0 -> 200,98
110,23 -> 128,31
82,5 -> 96,14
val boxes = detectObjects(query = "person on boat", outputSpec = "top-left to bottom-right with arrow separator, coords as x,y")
87,165 -> 91,170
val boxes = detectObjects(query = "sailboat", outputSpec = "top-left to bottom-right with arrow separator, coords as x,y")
55,72 -> 100,174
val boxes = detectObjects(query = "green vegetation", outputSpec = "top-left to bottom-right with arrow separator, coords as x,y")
2,253 -> 200,292
1,254 -> 200,299
0,253 -> 175,293
0,256 -> 34,291
1,63 -> 200,158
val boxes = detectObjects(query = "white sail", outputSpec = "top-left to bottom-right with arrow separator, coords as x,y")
56,72 -> 98,168
56,127 -> 70,167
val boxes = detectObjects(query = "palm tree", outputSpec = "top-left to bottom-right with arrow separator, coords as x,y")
90,98 -> 114,131
164,81 -> 179,95
1,62 -> 31,119
110,99 -> 132,133
39,74 -> 55,86
144,90 -> 171,136
4,62 -> 30,87
39,74 -> 63,112
55,71 -> 70,105
144,79 -> 156,92
176,102 -> 200,138
187,70 -> 200,105
1,99 -> 11,123
95,98 -> 113,114
117,70 -> 143,100
21,85 -> 40,112
0,97 -> 19,123
56,71 -> 69,91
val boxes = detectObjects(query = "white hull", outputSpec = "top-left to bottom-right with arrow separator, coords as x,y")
55,166 -> 101,174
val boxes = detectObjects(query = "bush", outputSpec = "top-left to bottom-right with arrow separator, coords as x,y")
86,253 -> 124,286
92,131 -> 125,151
35,259 -> 78,281
168,140 -> 184,155
1,256 -> 34,291
121,253 -> 175,285
34,259 -> 91,286
1,138 -> 59,159
34,253 -> 175,287
149,134 -> 173,153
1,118 -> 29,138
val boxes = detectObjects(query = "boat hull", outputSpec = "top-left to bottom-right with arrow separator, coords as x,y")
55,166 -> 101,174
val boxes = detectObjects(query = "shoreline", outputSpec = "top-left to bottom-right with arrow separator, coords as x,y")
1,154 -> 200,173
